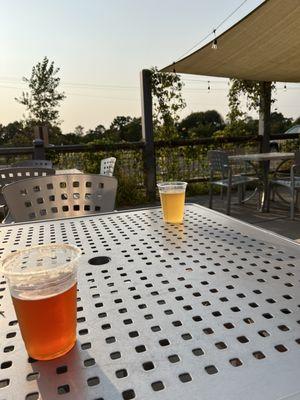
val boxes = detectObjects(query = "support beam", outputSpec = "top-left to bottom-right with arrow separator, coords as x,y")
258,81 -> 271,153
141,69 -> 156,202
258,81 -> 272,212
33,138 -> 45,160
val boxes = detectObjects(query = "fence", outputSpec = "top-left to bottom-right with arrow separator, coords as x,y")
0,133 -> 299,206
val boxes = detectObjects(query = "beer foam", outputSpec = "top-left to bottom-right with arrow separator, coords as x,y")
160,190 -> 185,194
10,271 -> 76,300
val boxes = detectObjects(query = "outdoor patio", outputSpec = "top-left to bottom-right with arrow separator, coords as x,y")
0,1 -> 299,399
190,192 -> 300,240
121,189 -> 300,241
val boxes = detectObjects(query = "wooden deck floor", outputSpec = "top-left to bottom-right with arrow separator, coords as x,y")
188,191 -> 300,241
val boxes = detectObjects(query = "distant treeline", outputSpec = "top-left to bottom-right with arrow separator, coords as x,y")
0,110 -> 298,147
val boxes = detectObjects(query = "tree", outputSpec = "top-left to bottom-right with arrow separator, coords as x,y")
203,110 -> 224,127
74,125 -> 85,136
60,133 -> 82,145
110,116 -> 132,140
0,124 -> 4,144
1,121 -> 32,146
243,116 -> 259,135
47,125 -> 64,145
84,124 -> 106,143
227,79 -> 276,124
122,118 -> 142,142
151,66 -> 186,139
94,124 -> 106,135
212,79 -> 278,138
293,116 -> 300,125
16,57 -> 66,126
178,110 -> 224,138
270,112 -> 293,134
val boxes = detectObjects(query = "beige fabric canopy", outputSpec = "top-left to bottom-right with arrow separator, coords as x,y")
162,0 -> 300,82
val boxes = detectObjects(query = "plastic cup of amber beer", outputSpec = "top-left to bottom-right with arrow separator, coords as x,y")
1,243 -> 81,360
157,181 -> 187,223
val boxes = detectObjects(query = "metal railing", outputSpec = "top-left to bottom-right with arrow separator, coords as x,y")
0,133 -> 299,205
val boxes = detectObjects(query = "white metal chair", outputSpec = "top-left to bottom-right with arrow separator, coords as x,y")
2,174 -> 118,223
0,166 -> 55,213
270,151 -> 300,219
0,167 -> 55,191
208,150 -> 259,215
100,157 -> 116,176
13,159 -> 53,168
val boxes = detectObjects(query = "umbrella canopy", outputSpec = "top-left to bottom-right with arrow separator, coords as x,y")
162,0 -> 300,82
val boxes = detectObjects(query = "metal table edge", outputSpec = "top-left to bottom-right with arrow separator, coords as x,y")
1,202 -> 298,250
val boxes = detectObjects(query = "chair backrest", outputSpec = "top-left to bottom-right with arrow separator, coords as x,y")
13,159 -> 53,168
207,150 -> 229,176
0,167 -> 55,192
3,174 -> 118,222
100,157 -> 116,176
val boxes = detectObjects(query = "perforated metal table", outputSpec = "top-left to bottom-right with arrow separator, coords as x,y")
56,169 -> 82,175
229,152 -> 295,212
229,152 -> 294,162
0,204 -> 299,400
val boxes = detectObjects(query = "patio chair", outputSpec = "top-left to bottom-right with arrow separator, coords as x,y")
0,166 -> 55,213
13,159 -> 53,168
100,157 -> 116,176
270,150 -> 300,219
0,167 -> 55,190
2,174 -> 118,223
208,150 -> 259,215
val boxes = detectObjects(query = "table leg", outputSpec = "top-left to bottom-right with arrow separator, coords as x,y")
239,161 -> 261,207
260,160 -> 270,212
270,159 -> 291,205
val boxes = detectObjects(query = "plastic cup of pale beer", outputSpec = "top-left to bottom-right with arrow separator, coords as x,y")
157,181 -> 187,223
0,243 -> 81,361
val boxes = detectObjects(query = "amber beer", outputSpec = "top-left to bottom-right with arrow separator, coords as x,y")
159,191 -> 185,223
1,244 -> 80,361
157,182 -> 187,223
12,283 -> 77,360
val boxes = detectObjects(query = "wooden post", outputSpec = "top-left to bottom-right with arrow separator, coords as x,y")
258,81 -> 272,211
141,69 -> 156,202
33,138 -> 45,160
258,81 -> 271,153
34,126 -> 49,146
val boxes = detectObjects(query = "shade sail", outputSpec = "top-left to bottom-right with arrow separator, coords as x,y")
162,0 -> 300,82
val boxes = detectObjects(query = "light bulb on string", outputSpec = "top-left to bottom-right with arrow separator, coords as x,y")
283,84 -> 287,92
208,81 -> 211,92
212,29 -> 218,50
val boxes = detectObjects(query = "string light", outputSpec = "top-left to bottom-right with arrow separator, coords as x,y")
208,81 -> 211,92
176,0 -> 248,60
211,29 -> 218,50
284,84 -> 287,91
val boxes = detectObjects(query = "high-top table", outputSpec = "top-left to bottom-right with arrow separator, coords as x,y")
0,204 -> 299,400
56,168 -> 82,175
229,152 -> 295,212
229,152 -> 294,163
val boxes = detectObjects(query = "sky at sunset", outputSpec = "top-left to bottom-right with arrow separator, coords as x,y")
1,0 -> 300,133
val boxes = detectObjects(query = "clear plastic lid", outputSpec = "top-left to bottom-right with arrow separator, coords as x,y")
157,181 -> 187,193
1,243 -> 81,300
